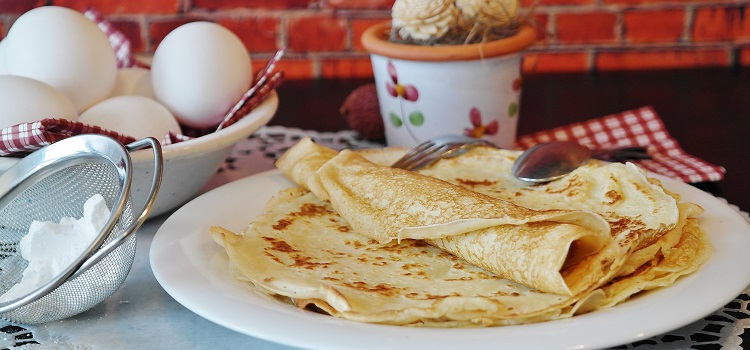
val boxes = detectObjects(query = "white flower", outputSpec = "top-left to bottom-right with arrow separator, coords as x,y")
392,0 -> 461,41
456,0 -> 482,18
456,0 -> 519,27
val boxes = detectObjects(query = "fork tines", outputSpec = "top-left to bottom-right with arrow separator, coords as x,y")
390,135 -> 494,171
391,140 -> 447,170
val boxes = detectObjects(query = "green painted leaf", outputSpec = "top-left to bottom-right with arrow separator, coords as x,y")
390,113 -> 403,127
508,102 -> 518,118
409,111 -> 425,126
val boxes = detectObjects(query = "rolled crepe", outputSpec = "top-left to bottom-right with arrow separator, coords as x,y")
275,138 -> 613,295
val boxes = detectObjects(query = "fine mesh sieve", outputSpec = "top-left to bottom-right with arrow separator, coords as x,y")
0,134 -> 162,324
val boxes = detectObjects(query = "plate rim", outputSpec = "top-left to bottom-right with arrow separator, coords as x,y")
151,169 -> 750,350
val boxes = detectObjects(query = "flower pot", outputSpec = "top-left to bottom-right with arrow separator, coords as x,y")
361,21 -> 536,148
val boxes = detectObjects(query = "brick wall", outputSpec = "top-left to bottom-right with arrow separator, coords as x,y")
1,0 -> 749,79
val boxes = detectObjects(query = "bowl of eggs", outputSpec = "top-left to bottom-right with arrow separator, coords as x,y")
0,6 -> 279,217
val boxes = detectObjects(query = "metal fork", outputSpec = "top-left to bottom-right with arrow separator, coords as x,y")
391,135 -> 495,171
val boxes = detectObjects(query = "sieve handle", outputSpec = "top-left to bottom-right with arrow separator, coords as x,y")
70,137 -> 164,279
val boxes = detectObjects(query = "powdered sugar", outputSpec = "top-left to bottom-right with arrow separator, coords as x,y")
0,194 -> 110,302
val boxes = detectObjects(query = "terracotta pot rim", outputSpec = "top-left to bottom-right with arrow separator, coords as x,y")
361,22 -> 536,62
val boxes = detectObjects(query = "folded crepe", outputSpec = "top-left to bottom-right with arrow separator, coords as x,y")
210,139 -> 709,327
415,146 -> 684,275
412,145 -> 710,305
212,186 -> 615,326
274,138 -> 620,296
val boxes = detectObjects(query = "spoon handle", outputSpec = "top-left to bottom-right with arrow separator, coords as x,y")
592,146 -> 651,162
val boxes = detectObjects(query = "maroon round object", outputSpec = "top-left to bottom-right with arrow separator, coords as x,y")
340,83 -> 384,140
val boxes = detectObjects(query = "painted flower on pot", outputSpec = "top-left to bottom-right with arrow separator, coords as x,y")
386,61 -> 419,102
506,75 -> 521,118
385,60 -> 424,143
464,107 -> 499,138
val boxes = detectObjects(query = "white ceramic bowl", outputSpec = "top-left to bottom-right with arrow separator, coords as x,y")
0,91 -> 278,218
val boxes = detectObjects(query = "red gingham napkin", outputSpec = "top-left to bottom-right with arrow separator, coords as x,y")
0,119 -> 136,156
84,8 -> 138,69
515,106 -> 725,183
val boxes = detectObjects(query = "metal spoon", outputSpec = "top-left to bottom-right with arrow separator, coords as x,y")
511,141 -> 650,183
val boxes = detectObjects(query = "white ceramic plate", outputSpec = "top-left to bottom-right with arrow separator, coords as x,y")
150,170 -> 750,350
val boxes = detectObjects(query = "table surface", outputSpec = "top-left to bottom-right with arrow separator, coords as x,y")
2,68 -> 749,350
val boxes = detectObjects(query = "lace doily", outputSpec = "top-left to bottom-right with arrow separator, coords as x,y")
203,126 -> 384,192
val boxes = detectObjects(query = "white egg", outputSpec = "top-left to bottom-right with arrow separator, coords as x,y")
0,75 -> 77,129
3,6 -> 117,113
109,67 -> 155,99
151,21 -> 252,128
79,96 -> 181,141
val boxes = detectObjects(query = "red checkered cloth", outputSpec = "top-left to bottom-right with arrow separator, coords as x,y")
84,8 -> 139,69
0,119 -> 136,157
515,106 -> 725,183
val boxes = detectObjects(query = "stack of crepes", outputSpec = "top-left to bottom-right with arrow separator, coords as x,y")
210,138 -> 711,327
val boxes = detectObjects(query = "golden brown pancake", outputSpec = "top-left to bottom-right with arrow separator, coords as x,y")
275,138 -> 619,295
412,145 -> 687,277
211,189 -> 575,326
210,139 -> 710,327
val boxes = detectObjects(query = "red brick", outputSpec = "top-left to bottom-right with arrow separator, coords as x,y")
288,15 -> 348,52
193,0 -> 314,10
328,0 -> 394,9
596,49 -> 729,70
219,17 -> 280,53
274,59 -> 315,80
53,0 -> 180,14
604,0 -> 660,4
623,9 -> 684,43
604,0 -> 697,4
738,47 -> 750,67
530,14 -> 549,42
537,0 -> 593,5
693,6 -> 750,42
523,52 -> 588,73
250,55 -> 288,72
10,0 -> 740,74
352,18 -> 388,51
0,0 -> 44,13
556,12 -> 617,43
321,58 -> 373,79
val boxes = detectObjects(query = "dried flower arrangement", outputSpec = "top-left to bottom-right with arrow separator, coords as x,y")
390,0 -> 524,45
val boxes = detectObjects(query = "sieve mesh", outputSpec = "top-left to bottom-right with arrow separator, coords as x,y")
0,135 -> 162,324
